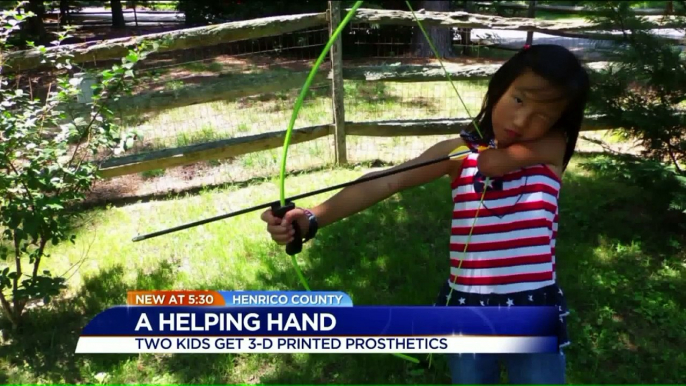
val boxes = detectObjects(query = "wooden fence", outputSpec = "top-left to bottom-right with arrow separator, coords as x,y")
474,1 -> 675,16
7,2 -> 679,179
6,4 -> 682,72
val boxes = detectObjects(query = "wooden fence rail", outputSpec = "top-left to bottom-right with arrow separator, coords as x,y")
98,115 -> 618,178
5,6 -> 683,73
474,1 -> 674,16
89,70 -> 329,116
99,123 -> 332,178
3,12 -> 328,73
348,8 -> 684,44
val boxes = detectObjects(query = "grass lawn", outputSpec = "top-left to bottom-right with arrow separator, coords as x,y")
1,149 -> 685,384
535,11 -> 587,22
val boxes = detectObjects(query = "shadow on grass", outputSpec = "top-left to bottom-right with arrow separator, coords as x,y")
344,81 -> 437,114
0,260 -> 179,384
556,152 -> 686,383
82,158 -> 400,212
2,151 -> 685,384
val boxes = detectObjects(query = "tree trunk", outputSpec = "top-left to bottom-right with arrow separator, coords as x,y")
411,0 -> 453,58
131,0 -> 138,27
460,1 -> 474,55
111,0 -> 126,29
59,0 -> 70,25
665,1 -> 673,14
179,0 -> 206,26
21,0 -> 48,45
526,1 -> 536,45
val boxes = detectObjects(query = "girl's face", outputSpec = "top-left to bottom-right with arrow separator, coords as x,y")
491,70 -> 569,148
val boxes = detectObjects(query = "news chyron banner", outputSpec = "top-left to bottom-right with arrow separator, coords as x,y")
75,290 -> 560,354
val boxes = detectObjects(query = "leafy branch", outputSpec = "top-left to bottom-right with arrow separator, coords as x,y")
586,1 -> 686,173
0,2 -> 159,329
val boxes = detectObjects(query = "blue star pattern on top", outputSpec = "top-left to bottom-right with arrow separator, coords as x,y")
474,171 -> 503,193
459,129 -> 502,194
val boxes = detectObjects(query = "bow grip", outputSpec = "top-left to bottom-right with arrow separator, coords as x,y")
271,201 -> 302,256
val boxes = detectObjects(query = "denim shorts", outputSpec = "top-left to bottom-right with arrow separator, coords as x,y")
446,351 -> 565,384
433,281 -> 570,384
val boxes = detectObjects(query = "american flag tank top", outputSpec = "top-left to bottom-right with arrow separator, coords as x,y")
448,152 -> 561,295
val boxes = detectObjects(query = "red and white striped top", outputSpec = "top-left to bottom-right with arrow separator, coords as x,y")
449,153 -> 560,295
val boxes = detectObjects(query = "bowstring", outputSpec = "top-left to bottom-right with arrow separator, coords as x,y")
403,2 -> 490,303
404,1 -> 492,367
404,2 -> 483,139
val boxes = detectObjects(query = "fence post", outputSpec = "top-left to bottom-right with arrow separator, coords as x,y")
462,1 -> 474,55
526,1 -> 537,45
132,0 -> 139,27
329,1 -> 347,165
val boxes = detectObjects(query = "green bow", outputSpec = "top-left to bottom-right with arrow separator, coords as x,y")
277,0 -> 492,366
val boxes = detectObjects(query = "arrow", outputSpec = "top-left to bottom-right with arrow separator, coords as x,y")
132,146 -> 475,242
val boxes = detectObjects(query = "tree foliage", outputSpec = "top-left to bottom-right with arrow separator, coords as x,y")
0,1 -> 153,328
585,1 -> 686,172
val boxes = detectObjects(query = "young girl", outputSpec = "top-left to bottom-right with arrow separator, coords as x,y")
261,44 -> 590,384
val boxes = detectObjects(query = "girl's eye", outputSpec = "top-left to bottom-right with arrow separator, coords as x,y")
513,96 -> 523,104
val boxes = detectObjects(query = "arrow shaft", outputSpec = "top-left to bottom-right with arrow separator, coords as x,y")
132,148 -> 472,242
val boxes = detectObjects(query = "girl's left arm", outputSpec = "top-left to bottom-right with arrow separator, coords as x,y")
477,130 -> 566,177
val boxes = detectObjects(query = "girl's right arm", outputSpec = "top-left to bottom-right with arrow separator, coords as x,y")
261,138 -> 464,245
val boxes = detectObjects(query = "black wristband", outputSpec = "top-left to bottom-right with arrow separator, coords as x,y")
302,209 -> 318,242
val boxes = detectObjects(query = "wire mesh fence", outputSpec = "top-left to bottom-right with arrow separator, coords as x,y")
79,11 -> 612,203
118,25 -> 333,152
343,22 -> 496,166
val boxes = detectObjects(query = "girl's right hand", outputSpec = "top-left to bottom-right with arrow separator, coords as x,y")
260,207 -> 309,245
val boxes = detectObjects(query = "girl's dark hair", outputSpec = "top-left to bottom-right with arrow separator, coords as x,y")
468,44 -> 590,171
